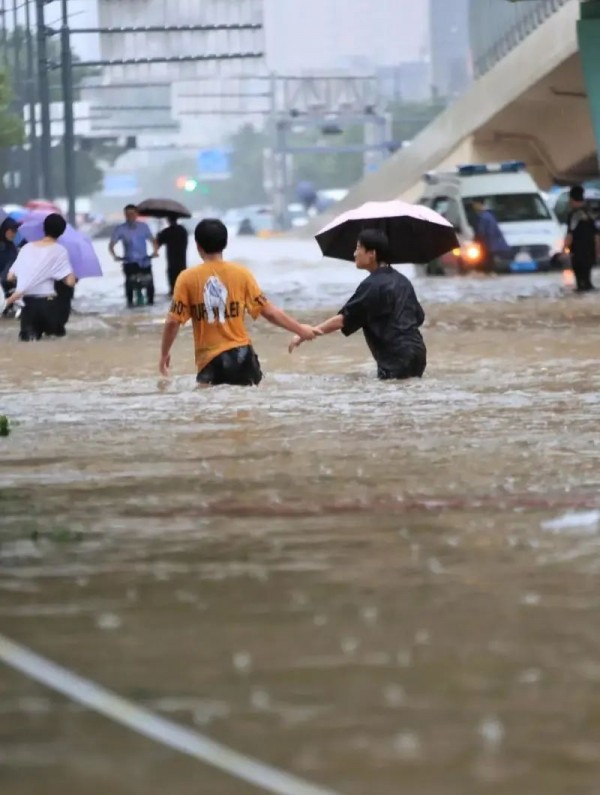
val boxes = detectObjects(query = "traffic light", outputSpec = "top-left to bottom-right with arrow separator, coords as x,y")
175,176 -> 210,195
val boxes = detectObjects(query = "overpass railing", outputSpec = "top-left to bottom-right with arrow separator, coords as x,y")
472,0 -> 574,78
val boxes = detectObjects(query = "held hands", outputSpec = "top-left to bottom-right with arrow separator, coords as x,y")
289,325 -> 322,353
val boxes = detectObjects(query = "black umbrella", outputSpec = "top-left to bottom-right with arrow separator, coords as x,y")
136,198 -> 192,219
315,199 -> 460,264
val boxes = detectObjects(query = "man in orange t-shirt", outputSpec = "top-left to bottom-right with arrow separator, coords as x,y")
159,218 -> 320,385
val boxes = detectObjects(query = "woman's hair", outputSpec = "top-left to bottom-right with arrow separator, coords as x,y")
357,228 -> 390,264
43,213 -> 67,239
0,217 -> 20,241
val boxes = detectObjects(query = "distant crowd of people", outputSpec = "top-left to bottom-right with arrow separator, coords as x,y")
1,186 -> 598,386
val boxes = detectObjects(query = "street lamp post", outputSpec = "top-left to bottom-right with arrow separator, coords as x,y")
1,2 -> 8,70
60,0 -> 75,223
24,0 -> 40,197
35,0 -> 52,198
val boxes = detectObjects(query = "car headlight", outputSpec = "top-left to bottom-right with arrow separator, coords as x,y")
461,242 -> 483,264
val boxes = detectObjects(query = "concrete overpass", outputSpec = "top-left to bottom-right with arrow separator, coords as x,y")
317,0 -> 600,219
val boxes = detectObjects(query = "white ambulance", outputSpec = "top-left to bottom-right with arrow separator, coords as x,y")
420,161 -> 565,274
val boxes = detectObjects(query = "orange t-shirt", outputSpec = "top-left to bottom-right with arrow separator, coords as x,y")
167,260 -> 269,372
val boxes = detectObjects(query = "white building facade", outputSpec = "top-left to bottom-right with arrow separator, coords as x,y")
84,0 -> 266,152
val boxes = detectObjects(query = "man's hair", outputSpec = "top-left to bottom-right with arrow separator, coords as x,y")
357,228 -> 390,264
195,218 -> 228,253
124,203 -> 138,212
471,197 -> 486,205
43,213 -> 67,239
569,185 -> 585,202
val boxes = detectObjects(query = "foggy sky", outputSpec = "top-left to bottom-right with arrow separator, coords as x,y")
265,0 -> 429,70
69,0 -> 429,69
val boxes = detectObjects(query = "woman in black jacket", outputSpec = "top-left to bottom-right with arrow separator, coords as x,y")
0,217 -> 20,315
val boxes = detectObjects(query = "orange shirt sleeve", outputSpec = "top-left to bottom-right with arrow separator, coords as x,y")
244,270 -> 268,319
167,273 -> 191,324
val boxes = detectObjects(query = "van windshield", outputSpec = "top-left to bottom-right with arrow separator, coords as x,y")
463,193 -> 551,226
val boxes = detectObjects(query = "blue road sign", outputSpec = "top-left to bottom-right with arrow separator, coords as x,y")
103,173 -> 139,196
197,148 -> 231,181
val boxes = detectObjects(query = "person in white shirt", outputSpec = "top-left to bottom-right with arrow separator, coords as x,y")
5,214 -> 76,341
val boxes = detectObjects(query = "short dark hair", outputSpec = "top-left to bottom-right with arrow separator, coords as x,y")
43,213 -> 67,239
357,228 -> 390,264
195,218 -> 228,254
569,185 -> 585,202
124,203 -> 138,212
471,197 -> 486,205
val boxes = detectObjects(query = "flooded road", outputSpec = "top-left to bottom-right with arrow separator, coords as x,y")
1,238 -> 600,795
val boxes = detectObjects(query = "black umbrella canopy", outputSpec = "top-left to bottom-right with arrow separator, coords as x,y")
136,198 -> 192,219
316,200 -> 460,264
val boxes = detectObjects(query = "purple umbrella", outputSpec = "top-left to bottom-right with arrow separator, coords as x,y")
18,211 -> 103,279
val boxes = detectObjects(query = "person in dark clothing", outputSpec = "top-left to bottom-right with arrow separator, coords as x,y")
565,185 -> 599,292
289,228 -> 427,380
157,215 -> 189,295
0,217 -> 20,315
471,198 -> 511,271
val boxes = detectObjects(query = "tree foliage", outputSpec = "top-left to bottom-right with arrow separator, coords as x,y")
0,70 -> 24,149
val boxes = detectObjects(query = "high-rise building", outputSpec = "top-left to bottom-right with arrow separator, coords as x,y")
429,0 -> 471,99
83,0 -> 266,148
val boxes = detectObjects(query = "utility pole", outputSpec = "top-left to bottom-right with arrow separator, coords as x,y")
11,0 -> 23,195
60,0 -> 75,223
1,2 -> 8,70
35,0 -> 52,198
25,0 -> 40,197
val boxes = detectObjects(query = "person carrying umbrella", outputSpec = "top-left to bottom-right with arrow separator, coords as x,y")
289,228 -> 427,379
136,198 -> 191,297
157,214 -> 188,295
109,204 -> 159,307
4,214 -> 76,341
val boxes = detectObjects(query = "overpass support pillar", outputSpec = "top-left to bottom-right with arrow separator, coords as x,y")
578,0 -> 600,166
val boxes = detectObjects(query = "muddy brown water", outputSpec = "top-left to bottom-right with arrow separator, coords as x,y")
1,240 -> 599,794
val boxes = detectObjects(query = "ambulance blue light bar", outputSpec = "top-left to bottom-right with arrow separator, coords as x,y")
457,161 -> 526,175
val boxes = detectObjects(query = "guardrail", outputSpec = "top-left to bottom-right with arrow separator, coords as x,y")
473,0 -> 574,78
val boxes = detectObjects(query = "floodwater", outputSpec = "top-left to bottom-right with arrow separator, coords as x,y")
1,238 -> 600,795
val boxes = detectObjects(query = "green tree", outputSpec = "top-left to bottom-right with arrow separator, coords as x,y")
50,141 -> 103,198
4,26 -> 99,104
207,124 -> 268,208
292,125 -> 364,190
136,126 -> 269,212
390,99 -> 447,145
1,28 -> 101,201
0,69 -> 24,148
